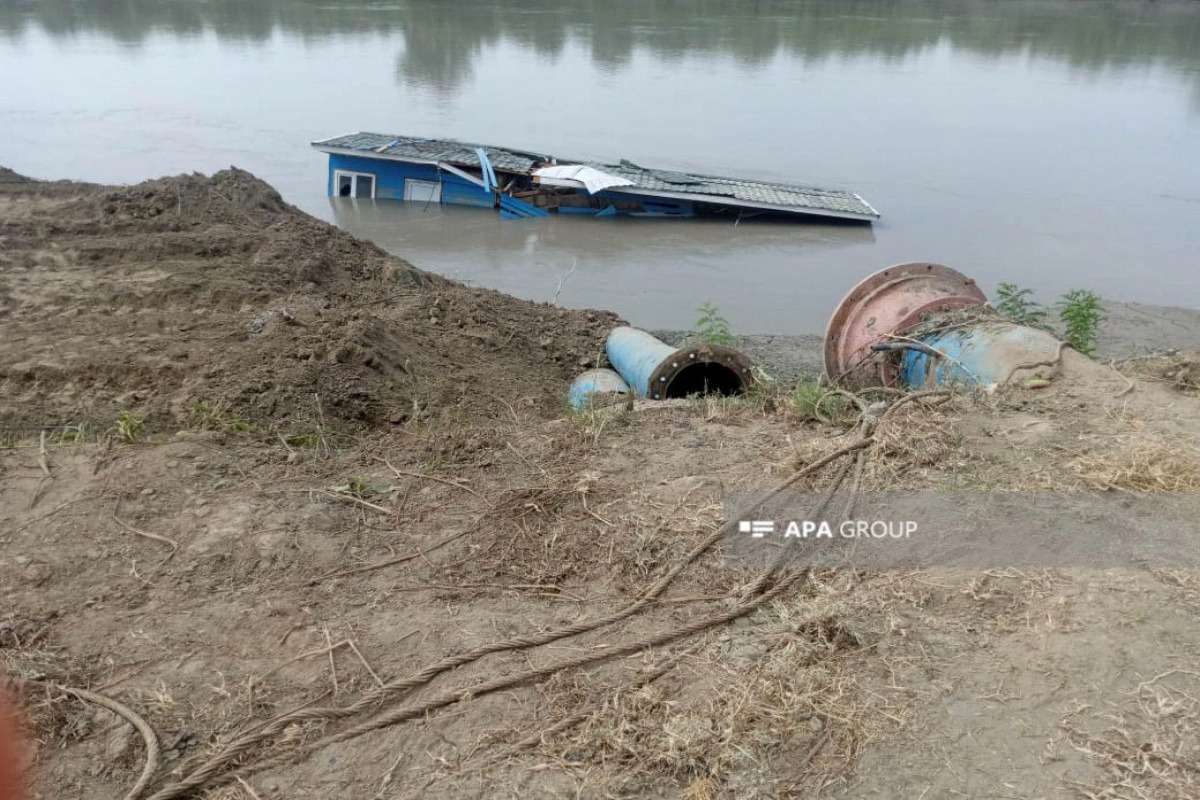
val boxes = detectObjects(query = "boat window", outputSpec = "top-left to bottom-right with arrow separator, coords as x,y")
403,179 -> 442,204
333,170 -> 376,199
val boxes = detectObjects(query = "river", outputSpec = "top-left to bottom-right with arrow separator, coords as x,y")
2,0 -> 1198,333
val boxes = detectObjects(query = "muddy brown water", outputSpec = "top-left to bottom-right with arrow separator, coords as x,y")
2,0 -> 1198,333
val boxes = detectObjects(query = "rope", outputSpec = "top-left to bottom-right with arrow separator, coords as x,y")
741,456 -> 854,598
34,682 -> 160,800
501,641 -> 708,757
170,569 -> 813,797
145,437 -> 874,800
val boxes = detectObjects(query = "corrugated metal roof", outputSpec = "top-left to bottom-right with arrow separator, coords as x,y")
589,160 -> 877,218
312,132 -> 546,173
313,132 -> 878,219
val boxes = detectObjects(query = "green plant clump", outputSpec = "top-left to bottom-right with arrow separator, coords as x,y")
1058,289 -> 1103,356
192,401 -> 258,434
281,431 -> 323,450
56,423 -> 89,444
331,475 -> 381,499
995,283 -> 1103,357
115,411 -> 145,442
791,376 -> 850,424
695,301 -> 736,346
994,282 -> 1049,328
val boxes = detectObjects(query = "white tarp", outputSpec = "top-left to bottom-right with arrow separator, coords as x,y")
533,165 -> 633,194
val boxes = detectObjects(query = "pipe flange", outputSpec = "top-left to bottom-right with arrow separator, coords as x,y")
823,262 -> 987,387
645,345 -> 755,400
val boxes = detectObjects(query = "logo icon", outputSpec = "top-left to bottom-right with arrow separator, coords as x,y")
738,520 -> 775,538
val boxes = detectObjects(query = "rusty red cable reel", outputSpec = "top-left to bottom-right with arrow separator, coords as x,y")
823,262 -> 988,388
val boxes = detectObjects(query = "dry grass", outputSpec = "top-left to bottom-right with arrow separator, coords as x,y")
1115,352 -> 1200,395
0,644 -> 104,759
533,589 -> 906,799
785,397 -> 964,492
1062,670 -> 1200,799
1153,569 -> 1200,607
200,783 -> 260,800
863,402 -> 964,488
1072,438 -> 1200,492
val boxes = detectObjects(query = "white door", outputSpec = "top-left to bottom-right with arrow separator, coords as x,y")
403,179 -> 442,204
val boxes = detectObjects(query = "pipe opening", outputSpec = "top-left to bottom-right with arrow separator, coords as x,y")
664,362 -> 745,399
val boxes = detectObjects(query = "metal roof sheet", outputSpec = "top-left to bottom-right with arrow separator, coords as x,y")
312,132 -> 546,173
589,161 -> 878,218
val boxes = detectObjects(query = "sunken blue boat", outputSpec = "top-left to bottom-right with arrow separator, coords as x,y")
312,132 -> 879,223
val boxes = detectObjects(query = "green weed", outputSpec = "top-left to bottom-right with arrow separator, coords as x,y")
192,400 -> 258,434
996,282 -> 1103,356
1058,289 -> 1103,356
332,475 -> 382,499
695,301 -> 736,346
791,377 -> 841,422
279,394 -> 339,456
55,423 -> 89,444
114,411 -> 145,442
568,399 -> 626,445
281,431 -> 323,450
994,283 -> 1049,328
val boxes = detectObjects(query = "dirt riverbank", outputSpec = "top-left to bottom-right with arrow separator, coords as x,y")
2,167 -> 1199,800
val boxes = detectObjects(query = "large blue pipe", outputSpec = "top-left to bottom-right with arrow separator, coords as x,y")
568,368 -> 631,409
604,326 -> 755,400
606,327 -> 677,399
897,323 -> 1064,388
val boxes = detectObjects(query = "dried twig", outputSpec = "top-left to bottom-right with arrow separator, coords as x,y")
504,642 -> 705,760
12,495 -> 97,534
346,640 -> 384,688
253,637 -> 380,692
320,490 -> 392,515
880,390 -> 951,420
235,776 -> 263,800
267,488 -> 394,515
253,640 -> 349,686
305,527 -> 474,586
323,628 -> 339,698
29,430 -> 53,509
112,506 -> 179,558
372,750 -> 406,799
1108,361 -> 1136,397
378,457 -> 485,500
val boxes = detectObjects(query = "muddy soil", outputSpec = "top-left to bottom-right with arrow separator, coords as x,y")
0,168 -> 619,433
2,168 -> 1199,800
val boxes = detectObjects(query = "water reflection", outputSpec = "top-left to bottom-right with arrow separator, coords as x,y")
3,0 -> 1199,94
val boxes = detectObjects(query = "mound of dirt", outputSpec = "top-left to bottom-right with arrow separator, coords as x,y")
0,167 -> 32,184
0,167 -> 620,431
